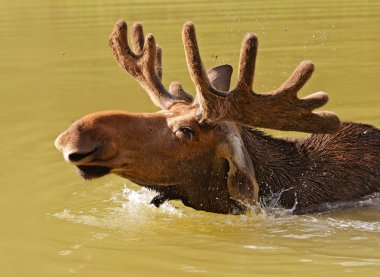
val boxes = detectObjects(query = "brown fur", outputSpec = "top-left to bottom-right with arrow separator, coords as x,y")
137,122 -> 380,214
55,21 -> 380,215
55,107 -> 380,214
244,123 -> 380,213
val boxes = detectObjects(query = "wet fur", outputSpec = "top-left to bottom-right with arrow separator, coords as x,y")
150,122 -> 380,214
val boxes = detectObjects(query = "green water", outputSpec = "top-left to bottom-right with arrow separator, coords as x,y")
1,0 -> 380,276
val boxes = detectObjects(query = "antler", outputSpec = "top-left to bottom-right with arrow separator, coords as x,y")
109,20 -> 192,109
182,22 -> 341,133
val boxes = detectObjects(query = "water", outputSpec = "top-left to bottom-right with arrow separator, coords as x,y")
1,0 -> 380,276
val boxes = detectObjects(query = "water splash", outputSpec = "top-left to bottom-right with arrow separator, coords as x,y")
259,187 -> 297,218
53,185 -> 380,235
118,186 -> 183,216
53,185 -> 184,232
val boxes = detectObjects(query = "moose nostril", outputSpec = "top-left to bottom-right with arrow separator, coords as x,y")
68,148 -> 97,162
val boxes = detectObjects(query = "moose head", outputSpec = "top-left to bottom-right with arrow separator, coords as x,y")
55,20 -> 353,214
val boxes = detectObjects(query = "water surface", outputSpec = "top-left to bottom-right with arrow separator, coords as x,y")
1,0 -> 380,276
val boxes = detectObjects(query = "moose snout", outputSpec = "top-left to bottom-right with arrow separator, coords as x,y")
54,132 -> 99,164
67,148 -> 98,162
58,147 -> 99,164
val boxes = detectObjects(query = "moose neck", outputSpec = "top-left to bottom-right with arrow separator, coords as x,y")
146,159 -> 247,214
241,127 -> 304,209
147,128 -> 307,214
147,124 -> 380,214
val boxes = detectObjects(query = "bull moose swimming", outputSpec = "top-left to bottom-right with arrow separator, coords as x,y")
55,20 -> 380,214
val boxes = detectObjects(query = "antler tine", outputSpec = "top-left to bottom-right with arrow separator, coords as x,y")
182,22 -> 230,121
156,45 -> 163,80
141,33 -> 157,73
109,20 -> 193,109
272,60 -> 314,97
131,22 -> 144,54
182,22 -> 211,94
132,23 -> 162,80
236,33 -> 258,92
109,21 -> 135,66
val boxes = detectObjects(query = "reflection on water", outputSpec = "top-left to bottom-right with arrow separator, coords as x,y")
1,0 -> 380,276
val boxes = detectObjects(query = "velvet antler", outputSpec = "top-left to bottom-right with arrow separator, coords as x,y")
182,21 -> 341,133
109,20 -> 192,109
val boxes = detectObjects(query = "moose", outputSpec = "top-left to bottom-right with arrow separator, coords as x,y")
55,20 -> 380,214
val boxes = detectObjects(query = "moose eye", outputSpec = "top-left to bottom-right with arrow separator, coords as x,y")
175,126 -> 195,140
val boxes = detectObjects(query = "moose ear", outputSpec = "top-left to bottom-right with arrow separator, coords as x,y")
218,128 -> 259,207
207,64 -> 233,92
